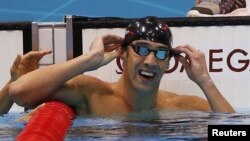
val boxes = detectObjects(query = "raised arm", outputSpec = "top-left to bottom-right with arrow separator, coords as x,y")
9,35 -> 123,108
173,45 -> 235,113
0,50 -> 51,114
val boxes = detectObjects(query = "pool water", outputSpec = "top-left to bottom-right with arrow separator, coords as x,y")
1,109 -> 250,141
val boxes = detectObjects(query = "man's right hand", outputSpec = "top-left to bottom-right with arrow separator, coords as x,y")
87,34 -> 123,71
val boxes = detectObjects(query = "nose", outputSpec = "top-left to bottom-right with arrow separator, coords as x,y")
143,52 -> 157,67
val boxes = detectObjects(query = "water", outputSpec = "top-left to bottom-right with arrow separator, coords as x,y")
1,109 -> 250,141
0,113 -> 24,141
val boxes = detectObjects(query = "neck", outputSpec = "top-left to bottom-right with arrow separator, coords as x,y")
116,74 -> 158,112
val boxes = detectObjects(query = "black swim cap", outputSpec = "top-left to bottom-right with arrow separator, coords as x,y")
123,16 -> 172,49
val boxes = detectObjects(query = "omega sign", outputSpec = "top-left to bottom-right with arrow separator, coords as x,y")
115,49 -> 249,74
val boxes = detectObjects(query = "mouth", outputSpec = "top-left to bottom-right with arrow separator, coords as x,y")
139,70 -> 156,82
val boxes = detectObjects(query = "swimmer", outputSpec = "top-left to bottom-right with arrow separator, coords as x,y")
0,50 -> 51,114
9,16 -> 235,116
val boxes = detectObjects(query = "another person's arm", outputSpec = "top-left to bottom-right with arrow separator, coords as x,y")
174,45 -> 235,113
9,35 -> 123,109
0,80 -> 15,114
0,50 -> 51,114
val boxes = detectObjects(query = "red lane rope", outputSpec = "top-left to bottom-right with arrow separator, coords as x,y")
16,101 -> 76,141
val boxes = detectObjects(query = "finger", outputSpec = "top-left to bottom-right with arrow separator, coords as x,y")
103,35 -> 123,46
10,55 -> 21,73
175,55 -> 190,70
103,34 -> 123,42
174,45 -> 193,57
104,43 -> 122,52
25,50 -> 52,61
174,45 -> 200,62
37,50 -> 52,60
39,49 -> 52,55
32,49 -> 52,57
182,45 -> 197,53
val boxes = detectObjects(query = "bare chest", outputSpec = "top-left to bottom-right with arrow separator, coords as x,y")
87,93 -> 131,116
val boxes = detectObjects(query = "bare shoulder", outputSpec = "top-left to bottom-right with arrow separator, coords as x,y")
58,74 -> 113,115
52,74 -> 108,100
157,90 -> 211,112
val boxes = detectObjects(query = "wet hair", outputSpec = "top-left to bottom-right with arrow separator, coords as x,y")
123,16 -> 173,50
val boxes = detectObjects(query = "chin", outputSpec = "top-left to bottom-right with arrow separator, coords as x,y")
137,83 -> 156,92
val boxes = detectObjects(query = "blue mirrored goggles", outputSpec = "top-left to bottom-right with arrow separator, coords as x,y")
131,44 -> 170,60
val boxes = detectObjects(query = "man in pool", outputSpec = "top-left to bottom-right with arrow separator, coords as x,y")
9,16 -> 235,116
0,50 -> 51,114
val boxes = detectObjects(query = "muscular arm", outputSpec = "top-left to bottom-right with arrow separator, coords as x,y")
10,54 -> 95,107
173,45 -> 235,113
9,35 -> 123,108
0,55 -> 22,114
197,77 -> 235,113
158,91 -> 212,111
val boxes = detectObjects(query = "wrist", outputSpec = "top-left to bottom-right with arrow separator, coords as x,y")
196,74 -> 213,88
78,53 -> 102,72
